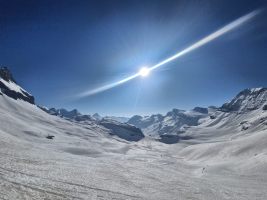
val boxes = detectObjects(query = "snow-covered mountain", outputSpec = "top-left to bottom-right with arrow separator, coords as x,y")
40,108 -> 129,123
221,87 -> 267,112
128,88 -> 267,143
1,68 -> 267,199
128,107 -> 209,137
103,116 -> 129,123
39,107 -> 82,118
1,68 -> 144,142
92,113 -> 129,123
92,113 -> 102,120
0,67 -> 34,104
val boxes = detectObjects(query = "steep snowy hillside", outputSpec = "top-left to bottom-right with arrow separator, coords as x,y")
1,68 -> 144,142
221,87 -> 267,112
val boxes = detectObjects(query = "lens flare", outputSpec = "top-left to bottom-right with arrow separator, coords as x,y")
77,9 -> 261,98
139,67 -> 150,77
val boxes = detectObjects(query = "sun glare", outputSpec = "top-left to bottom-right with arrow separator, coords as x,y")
139,67 -> 150,77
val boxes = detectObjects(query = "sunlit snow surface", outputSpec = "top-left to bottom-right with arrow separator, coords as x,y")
1,92 -> 267,199
0,78 -> 30,96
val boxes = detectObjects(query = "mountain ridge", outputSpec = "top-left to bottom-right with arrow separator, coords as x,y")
0,67 -> 34,104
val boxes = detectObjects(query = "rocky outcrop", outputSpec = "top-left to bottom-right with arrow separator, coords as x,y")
221,88 -> 267,112
0,67 -> 34,104
100,119 -> 144,141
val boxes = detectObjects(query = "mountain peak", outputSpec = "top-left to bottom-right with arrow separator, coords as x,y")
0,67 -> 34,104
92,113 -> 102,120
0,66 -> 16,83
221,87 -> 267,112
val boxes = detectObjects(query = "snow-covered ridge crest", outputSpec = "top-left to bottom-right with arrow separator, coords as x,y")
0,67 -> 34,104
128,107 -> 209,138
221,87 -> 267,112
128,87 -> 267,140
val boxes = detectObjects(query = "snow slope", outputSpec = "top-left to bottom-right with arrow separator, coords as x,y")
0,69 -> 267,200
1,92 -> 267,199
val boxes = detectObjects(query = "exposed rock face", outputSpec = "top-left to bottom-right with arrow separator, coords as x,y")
0,67 -> 34,104
39,107 -> 83,119
193,107 -> 208,114
0,67 -> 16,82
100,119 -> 144,141
221,88 -> 267,112
73,114 -> 95,122
58,109 -> 81,119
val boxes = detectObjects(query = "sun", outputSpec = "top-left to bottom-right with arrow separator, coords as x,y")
139,67 -> 150,77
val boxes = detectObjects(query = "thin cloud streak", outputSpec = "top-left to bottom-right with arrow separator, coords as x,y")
78,9 -> 261,98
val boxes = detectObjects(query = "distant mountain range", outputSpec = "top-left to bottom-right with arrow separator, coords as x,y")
1,67 -> 267,144
128,88 -> 267,137
38,107 -> 129,123
127,87 -> 267,143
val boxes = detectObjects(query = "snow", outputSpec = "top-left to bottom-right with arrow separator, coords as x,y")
0,87 -> 267,199
221,88 -> 267,112
0,78 -> 29,96
128,108 -> 208,137
250,87 -> 263,92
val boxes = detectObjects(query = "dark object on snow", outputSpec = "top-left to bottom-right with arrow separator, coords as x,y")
210,115 -> 216,119
46,135 -> 55,139
158,134 -> 193,144
241,126 -> 249,131
263,105 -> 267,111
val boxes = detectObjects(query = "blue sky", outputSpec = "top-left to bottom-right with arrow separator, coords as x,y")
1,0 -> 267,116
